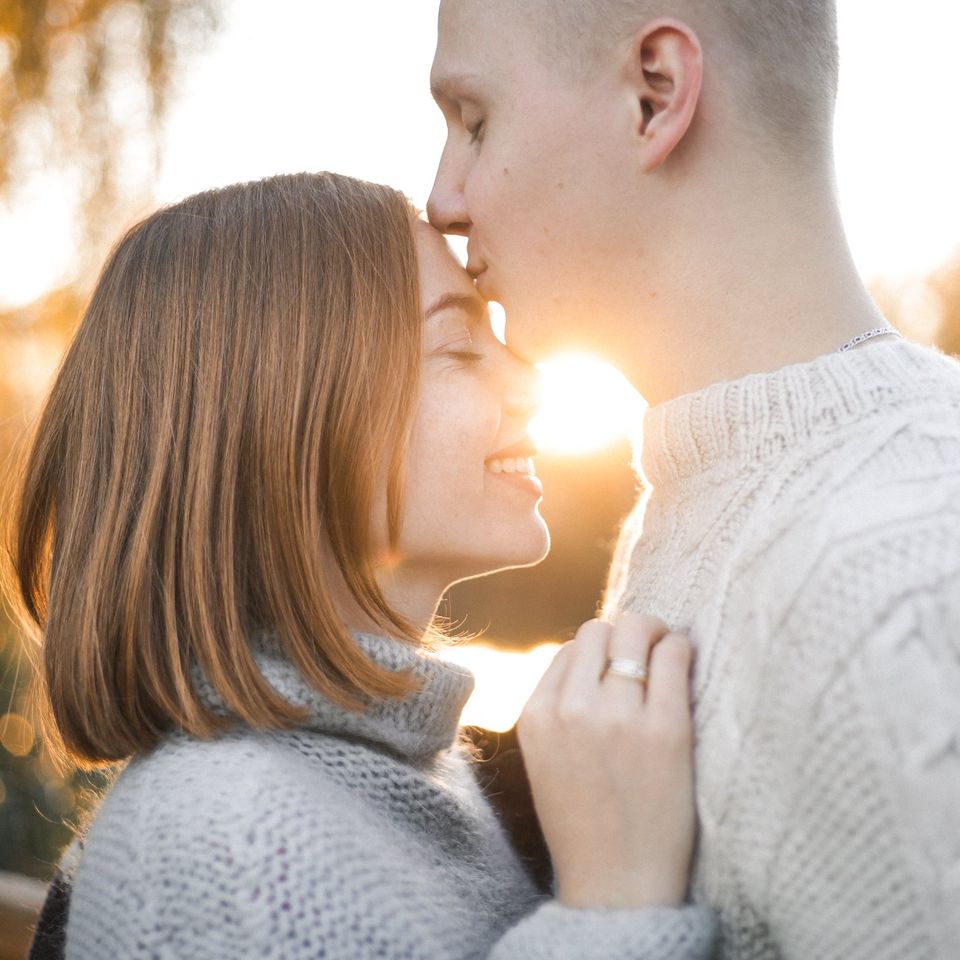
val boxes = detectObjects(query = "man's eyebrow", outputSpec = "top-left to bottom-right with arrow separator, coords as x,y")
424,292 -> 487,322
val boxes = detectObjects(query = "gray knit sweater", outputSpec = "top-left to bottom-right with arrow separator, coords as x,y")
63,632 -> 716,959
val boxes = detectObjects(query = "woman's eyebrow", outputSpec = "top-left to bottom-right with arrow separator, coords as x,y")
424,292 -> 487,323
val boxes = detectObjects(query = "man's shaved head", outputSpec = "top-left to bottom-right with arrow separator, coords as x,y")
520,0 -> 840,156
430,0 -> 864,409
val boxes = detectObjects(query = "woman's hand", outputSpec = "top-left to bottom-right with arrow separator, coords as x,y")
517,613 -> 696,911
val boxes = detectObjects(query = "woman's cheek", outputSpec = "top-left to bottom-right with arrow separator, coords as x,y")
417,373 -> 500,478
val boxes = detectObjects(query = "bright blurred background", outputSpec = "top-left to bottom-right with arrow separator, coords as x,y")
1,0 -> 959,927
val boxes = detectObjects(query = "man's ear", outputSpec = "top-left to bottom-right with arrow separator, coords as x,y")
624,18 -> 703,173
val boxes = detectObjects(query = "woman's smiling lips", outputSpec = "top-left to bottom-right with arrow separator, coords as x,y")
486,464 -> 544,497
484,440 -> 544,496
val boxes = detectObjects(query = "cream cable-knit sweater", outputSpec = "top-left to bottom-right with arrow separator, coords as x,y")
63,631 -> 716,959
605,339 -> 960,959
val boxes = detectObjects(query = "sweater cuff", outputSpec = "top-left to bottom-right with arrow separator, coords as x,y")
491,901 -> 717,960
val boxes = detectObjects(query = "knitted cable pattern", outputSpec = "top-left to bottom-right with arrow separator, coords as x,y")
606,339 -> 960,959
63,631 -> 716,959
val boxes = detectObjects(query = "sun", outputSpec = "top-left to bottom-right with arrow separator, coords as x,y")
485,301 -> 645,457
530,353 -> 645,456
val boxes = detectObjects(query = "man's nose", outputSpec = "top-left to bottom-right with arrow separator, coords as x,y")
427,151 -> 471,237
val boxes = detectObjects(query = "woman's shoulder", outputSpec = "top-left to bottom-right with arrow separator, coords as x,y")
129,725 -> 313,793
81,727 -> 361,865
66,730 -> 371,958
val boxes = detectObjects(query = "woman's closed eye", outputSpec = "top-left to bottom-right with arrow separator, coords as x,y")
445,344 -> 485,365
428,327 -> 486,367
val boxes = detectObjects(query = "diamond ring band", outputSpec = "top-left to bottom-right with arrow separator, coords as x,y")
604,657 -> 649,684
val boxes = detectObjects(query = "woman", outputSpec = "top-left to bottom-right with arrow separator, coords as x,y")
6,172 -> 715,958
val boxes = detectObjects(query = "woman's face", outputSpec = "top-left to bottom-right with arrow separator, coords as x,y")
376,222 -> 549,608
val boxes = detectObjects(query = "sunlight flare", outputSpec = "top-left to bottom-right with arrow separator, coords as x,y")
531,354 -> 644,456
443,641 -> 563,732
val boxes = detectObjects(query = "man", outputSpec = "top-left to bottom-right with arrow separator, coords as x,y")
428,2 -> 960,957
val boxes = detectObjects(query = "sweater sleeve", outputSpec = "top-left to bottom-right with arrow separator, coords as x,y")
228,823 -> 719,960
161,819 -> 717,960
757,538 -> 960,959
488,902 -> 717,960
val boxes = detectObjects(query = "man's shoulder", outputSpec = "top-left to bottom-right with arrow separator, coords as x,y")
738,471 -> 960,655
741,376 -> 960,581
765,467 -> 959,568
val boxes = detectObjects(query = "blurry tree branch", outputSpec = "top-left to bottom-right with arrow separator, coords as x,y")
0,0 -> 223,503
0,0 -> 221,280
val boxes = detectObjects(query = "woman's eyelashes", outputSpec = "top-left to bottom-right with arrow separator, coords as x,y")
467,119 -> 484,146
446,345 -> 485,366
428,330 -> 484,367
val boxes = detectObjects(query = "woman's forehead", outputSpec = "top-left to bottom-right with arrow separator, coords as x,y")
415,224 -> 472,289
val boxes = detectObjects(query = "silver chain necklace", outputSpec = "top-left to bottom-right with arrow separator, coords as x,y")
837,327 -> 903,353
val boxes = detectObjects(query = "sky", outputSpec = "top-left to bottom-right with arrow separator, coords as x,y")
2,0 -> 960,311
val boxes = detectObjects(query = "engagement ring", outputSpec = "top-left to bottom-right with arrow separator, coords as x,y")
604,657 -> 649,684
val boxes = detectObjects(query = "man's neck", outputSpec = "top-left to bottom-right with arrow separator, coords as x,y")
611,168 -> 887,407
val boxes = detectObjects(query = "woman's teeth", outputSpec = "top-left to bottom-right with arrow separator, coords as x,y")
485,457 -> 536,476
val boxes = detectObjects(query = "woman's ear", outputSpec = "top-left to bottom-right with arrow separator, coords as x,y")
625,18 -> 703,173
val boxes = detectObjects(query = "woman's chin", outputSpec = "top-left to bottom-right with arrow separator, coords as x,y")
450,526 -> 551,586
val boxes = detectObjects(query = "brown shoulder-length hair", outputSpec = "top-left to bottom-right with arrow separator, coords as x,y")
3,172 -> 426,768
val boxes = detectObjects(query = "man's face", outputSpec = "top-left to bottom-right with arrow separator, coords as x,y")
428,0 -> 636,364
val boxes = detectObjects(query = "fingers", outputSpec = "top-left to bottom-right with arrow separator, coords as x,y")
560,619 -> 611,700
524,619 -> 608,708
524,639 -> 576,705
645,632 -> 694,726
604,613 -> 670,691
522,615 -> 694,740
519,620 -> 611,749
607,613 -> 670,663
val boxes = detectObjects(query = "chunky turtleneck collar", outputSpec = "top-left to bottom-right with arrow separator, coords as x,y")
195,630 -> 475,761
638,339 -> 956,489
